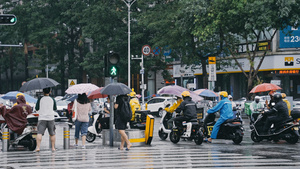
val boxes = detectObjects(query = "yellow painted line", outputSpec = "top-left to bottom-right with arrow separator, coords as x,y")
129,138 -> 145,143
64,134 -> 70,136
2,135 -> 9,137
64,136 -> 70,138
2,138 -> 9,140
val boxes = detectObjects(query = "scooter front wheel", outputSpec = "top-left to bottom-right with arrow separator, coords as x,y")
158,129 -> 168,140
28,138 -> 37,151
232,129 -> 243,144
194,131 -> 204,145
170,130 -> 180,144
251,131 -> 262,142
285,131 -> 299,144
86,131 -> 96,143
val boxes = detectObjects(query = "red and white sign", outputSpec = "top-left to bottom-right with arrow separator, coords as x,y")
142,45 -> 151,56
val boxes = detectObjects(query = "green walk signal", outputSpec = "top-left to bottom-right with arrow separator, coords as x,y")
0,14 -> 17,25
110,66 -> 118,76
105,52 -> 120,77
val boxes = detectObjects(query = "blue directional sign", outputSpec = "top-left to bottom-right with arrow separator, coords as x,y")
279,25 -> 300,48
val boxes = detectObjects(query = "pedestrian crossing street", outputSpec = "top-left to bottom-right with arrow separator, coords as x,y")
1,144 -> 300,169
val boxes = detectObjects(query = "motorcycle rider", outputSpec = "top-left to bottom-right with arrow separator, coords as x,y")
166,96 -> 183,129
262,93 -> 290,135
281,93 -> 291,115
207,91 -> 233,143
172,91 -> 197,130
250,96 -> 264,121
128,89 -> 141,122
266,90 -> 276,109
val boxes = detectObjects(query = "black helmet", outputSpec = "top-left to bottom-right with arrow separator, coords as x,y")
273,93 -> 282,102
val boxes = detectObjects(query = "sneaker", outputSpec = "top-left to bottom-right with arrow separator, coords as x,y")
73,144 -> 78,147
82,145 -> 86,149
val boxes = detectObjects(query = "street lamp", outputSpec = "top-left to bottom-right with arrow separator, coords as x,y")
122,0 -> 137,88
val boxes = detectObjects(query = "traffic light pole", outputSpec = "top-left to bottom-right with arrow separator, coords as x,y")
132,54 -> 145,109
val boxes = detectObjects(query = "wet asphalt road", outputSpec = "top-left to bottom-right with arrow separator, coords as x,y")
0,116 -> 300,169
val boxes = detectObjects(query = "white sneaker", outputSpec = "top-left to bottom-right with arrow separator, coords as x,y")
73,144 -> 78,147
82,145 -> 86,149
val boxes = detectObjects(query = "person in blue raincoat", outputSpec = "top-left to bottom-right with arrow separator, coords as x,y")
207,91 -> 233,143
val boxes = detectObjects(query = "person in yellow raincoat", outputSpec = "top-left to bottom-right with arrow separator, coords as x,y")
166,96 -> 183,129
128,89 -> 141,122
13,93 -> 29,106
281,93 -> 291,115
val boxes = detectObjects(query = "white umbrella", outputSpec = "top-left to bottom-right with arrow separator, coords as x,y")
65,83 -> 99,94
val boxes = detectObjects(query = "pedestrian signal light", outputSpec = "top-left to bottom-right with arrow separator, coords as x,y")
0,14 -> 17,25
105,52 -> 120,77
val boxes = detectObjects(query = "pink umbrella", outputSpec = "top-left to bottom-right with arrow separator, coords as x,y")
157,85 -> 203,102
65,83 -> 99,94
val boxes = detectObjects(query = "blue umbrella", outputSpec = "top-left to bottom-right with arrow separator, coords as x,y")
194,89 -> 218,98
1,91 -> 37,103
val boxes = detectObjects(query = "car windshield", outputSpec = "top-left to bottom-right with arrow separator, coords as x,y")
56,100 -> 68,106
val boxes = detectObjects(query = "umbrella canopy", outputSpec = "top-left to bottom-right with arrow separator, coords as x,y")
194,89 -> 218,97
100,83 -> 131,95
65,83 -> 99,94
157,85 -> 203,102
88,87 -> 108,99
249,83 -> 282,93
19,78 -> 60,91
1,91 -> 37,103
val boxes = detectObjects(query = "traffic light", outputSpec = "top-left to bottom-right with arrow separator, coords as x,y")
105,52 -> 120,77
0,14 -> 17,25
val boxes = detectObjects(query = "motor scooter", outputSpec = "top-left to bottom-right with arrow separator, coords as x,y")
169,113 -> 204,145
250,108 -> 300,144
158,109 -> 174,140
86,112 -> 105,143
0,114 -> 38,151
200,112 -> 244,144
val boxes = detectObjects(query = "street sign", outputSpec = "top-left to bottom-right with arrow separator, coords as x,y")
140,68 -> 144,74
208,56 -> 216,64
152,46 -> 161,56
163,48 -> 172,56
68,79 -> 77,88
142,45 -> 151,56
208,56 -> 216,81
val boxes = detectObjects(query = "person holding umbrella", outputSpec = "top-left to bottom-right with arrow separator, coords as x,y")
72,93 -> 91,149
114,94 -> 132,150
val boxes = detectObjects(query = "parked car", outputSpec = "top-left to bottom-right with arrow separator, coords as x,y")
145,97 -> 175,117
293,98 -> 300,110
56,100 -> 69,117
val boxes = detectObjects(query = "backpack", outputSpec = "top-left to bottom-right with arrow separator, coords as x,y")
120,96 -> 132,122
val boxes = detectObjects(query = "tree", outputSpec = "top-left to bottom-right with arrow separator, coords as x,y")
193,0 -> 300,97
136,0 -> 221,88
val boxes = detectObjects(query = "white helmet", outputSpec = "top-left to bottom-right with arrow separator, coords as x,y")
228,95 -> 233,99
254,96 -> 260,100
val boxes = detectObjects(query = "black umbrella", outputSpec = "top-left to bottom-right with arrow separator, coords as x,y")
19,78 -> 60,91
100,83 -> 131,95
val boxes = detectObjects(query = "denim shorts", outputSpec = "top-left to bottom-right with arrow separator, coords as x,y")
74,120 -> 89,139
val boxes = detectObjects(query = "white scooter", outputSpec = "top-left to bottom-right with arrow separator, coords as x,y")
158,109 -> 175,140
86,112 -> 104,143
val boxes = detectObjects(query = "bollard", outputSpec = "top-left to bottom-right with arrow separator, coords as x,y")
2,128 -> 9,152
63,127 -> 70,149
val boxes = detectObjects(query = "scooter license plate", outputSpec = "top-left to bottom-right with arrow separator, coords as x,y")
294,127 -> 299,131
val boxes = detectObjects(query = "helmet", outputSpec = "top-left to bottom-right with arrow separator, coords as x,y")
219,91 -> 228,98
228,95 -> 233,99
128,88 -> 136,97
181,91 -> 190,97
273,93 -> 282,102
254,96 -> 260,100
281,93 -> 286,99
16,93 -> 25,99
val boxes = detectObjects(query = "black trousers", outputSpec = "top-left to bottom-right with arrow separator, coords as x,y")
263,116 -> 282,132
173,116 -> 190,129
